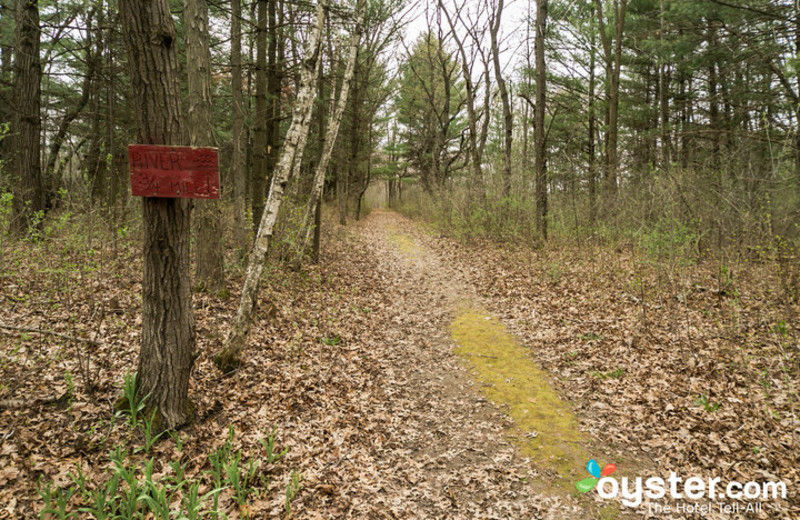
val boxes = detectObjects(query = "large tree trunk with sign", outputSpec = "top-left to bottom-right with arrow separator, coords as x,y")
185,0 -> 224,292
120,0 -> 196,430
216,0 -> 327,373
10,0 -> 44,234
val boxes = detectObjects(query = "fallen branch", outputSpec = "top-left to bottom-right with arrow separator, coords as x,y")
0,393 -> 70,410
0,323 -> 103,346
461,352 -> 498,359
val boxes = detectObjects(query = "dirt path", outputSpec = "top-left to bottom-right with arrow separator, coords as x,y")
340,209 -> 593,518
344,208 -> 798,520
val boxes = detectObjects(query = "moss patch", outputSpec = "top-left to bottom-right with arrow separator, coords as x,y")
450,309 -> 589,486
387,231 -> 422,258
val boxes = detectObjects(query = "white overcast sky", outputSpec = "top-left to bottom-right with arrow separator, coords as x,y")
400,0 -> 533,79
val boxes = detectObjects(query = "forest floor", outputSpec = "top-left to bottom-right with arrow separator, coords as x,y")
0,208 -> 798,518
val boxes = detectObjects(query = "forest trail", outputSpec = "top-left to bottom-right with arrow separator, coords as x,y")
348,208 -> 600,518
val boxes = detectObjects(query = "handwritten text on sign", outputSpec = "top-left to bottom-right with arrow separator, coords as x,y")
128,145 -> 220,199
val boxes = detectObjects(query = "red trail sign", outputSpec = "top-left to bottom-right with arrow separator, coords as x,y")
128,144 -> 220,199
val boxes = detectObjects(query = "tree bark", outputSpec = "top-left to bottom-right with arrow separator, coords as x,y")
265,0 -> 282,201
588,16 -> 597,225
251,0 -> 268,230
120,0 -> 196,430
0,2 -> 12,166
230,0 -> 249,251
301,2 -> 364,252
594,0 -> 626,198
185,0 -> 224,292
86,6 -> 106,202
440,1 -> 484,205
46,7 -> 98,194
216,0 -> 328,373
490,0 -> 513,199
11,0 -> 44,234
534,0 -> 548,241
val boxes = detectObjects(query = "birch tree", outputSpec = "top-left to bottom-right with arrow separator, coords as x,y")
216,0 -> 328,373
300,0 -> 366,253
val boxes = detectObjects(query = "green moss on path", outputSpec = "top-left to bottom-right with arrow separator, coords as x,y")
451,310 -> 589,486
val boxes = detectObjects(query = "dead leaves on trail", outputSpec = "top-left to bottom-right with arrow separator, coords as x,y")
0,218 -> 579,519
397,220 -> 800,519
2,210 -> 798,518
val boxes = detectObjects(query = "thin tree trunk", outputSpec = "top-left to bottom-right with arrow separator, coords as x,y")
658,0 -> 669,171
120,0 -> 195,430
300,2 -> 364,252
588,17 -> 597,225
11,0 -> 44,234
534,0 -> 548,240
106,6 -> 119,214
265,0 -> 282,200
230,0 -> 249,251
594,0 -> 626,198
185,0 -> 224,292
86,8 -> 106,203
440,1 -> 484,205
216,0 -> 328,373
251,0 -> 268,230
46,8 -> 97,192
490,0 -> 513,199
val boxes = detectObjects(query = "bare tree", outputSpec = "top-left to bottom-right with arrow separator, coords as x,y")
440,0 -> 488,204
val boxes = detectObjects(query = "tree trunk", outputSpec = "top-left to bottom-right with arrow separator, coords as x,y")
46,7 -> 97,194
106,6 -> 119,214
120,0 -> 195,430
11,0 -> 44,234
534,0 -> 548,241
301,2 -> 364,252
86,8 -> 106,203
216,0 -> 328,373
594,0 -> 626,198
251,0 -> 268,231
185,0 -> 224,292
230,0 -> 249,250
440,1 -> 484,205
588,18 -> 597,225
658,0 -> 669,171
266,0 -> 282,200
490,0 -> 513,199
0,2 -> 12,166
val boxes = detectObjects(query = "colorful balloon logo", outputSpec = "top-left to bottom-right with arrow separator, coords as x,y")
575,459 -> 617,493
